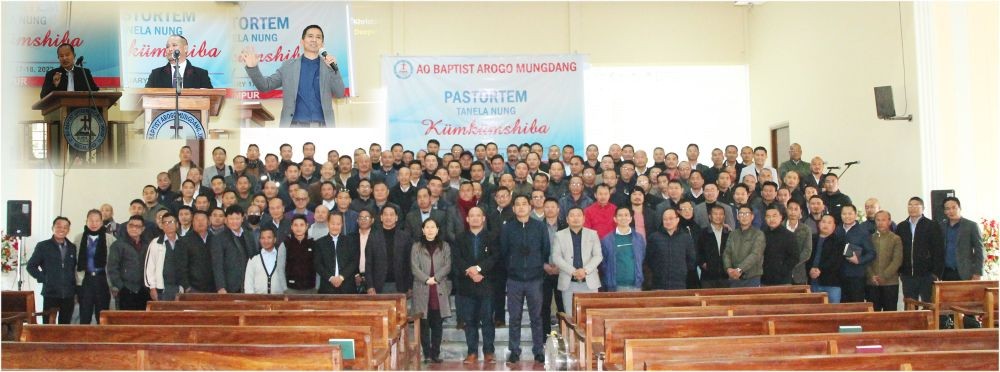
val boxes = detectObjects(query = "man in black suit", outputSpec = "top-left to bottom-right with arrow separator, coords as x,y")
895,196 -> 944,302
26,217 -> 78,324
210,206 -> 258,293
352,209 -> 387,294
315,212 -> 359,294
40,43 -> 99,98
144,34 -> 214,89
177,211 -> 215,293
697,204 -> 730,288
452,206 -> 499,363
405,188 -> 449,241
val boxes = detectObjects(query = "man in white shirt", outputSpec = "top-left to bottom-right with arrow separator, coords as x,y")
244,228 -> 286,294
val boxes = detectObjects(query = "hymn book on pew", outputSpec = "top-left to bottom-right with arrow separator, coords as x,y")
328,339 -> 356,360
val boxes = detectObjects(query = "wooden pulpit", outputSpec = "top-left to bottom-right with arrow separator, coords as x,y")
130,88 -> 226,139
31,91 -> 124,164
241,102 -> 275,127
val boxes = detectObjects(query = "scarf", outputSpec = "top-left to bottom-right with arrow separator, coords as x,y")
77,226 -> 108,272
456,197 -> 479,230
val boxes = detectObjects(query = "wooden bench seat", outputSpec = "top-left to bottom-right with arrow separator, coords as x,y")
602,310 -> 934,370
1,291 -> 56,325
1,341 -> 344,370
19,324 -> 382,370
905,280 -> 999,328
624,328 -> 999,370
642,350 -> 999,371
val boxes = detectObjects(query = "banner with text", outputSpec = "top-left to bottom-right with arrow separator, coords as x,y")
385,55 -> 585,152
119,4 -> 235,88
234,2 -> 353,99
6,2 -> 121,88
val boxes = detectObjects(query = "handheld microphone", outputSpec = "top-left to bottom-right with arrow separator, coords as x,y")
845,161 -> 861,166
75,56 -> 84,66
319,48 -> 339,73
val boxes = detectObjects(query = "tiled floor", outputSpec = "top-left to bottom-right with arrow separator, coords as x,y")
421,360 -> 546,371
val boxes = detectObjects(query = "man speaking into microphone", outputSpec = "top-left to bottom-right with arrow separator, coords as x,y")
145,34 -> 214,89
40,43 -> 100,98
241,25 -> 346,128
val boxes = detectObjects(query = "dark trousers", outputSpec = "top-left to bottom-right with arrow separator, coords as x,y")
457,294 -> 496,355
117,287 -> 150,311
841,277 -> 866,303
507,278 -> 544,357
540,273 -> 562,335
419,309 -> 443,358
43,296 -> 75,324
900,274 -> 934,302
78,273 -> 111,324
700,278 -> 729,289
491,268 -> 508,322
865,284 -> 899,311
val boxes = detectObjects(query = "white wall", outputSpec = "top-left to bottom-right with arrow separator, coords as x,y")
746,2 -> 923,221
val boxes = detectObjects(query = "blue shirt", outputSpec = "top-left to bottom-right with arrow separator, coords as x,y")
292,56 -> 324,122
813,236 -> 826,269
86,235 -> 98,272
945,222 -> 959,269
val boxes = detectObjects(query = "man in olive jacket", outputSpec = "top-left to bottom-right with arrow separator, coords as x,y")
723,205 -> 765,287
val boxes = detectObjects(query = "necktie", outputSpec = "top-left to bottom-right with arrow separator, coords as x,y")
473,235 -> 479,260
172,66 -> 181,88
66,69 -> 75,91
332,237 -> 340,277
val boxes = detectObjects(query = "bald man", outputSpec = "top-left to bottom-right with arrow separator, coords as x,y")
145,34 -> 214,88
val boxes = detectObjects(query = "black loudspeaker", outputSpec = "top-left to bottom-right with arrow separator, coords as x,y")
930,189 -> 955,223
874,86 -> 897,119
6,200 -> 32,237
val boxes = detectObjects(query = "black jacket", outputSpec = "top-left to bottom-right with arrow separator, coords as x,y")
144,60 -> 214,89
762,226 -> 798,285
808,233 -> 845,287
177,232 -> 214,292
452,229 -> 500,297
353,229 -> 388,293
375,227 -> 413,293
645,230 -> 693,290
500,218 -> 551,282
40,66 -> 99,98
895,216 -> 944,277
26,238 -> 78,298
210,229 -> 258,293
314,234 -> 359,294
696,226 -> 730,281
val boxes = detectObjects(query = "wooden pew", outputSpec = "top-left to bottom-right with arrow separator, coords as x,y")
602,310 -> 934,370
1,291 -> 56,324
624,329 -> 999,370
19,324 -> 380,370
2,341 -> 344,370
952,287 -> 1000,329
642,350 -> 999,371
904,280 -> 999,328
176,292 -> 419,359
100,309 -> 394,356
1,313 -> 27,341
581,302 -> 871,370
988,287 -> 999,328
571,285 -> 810,310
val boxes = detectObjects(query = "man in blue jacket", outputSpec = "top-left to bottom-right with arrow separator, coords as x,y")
500,195 -> 551,365
836,204 -> 876,303
26,217 -> 78,324
599,207 -> 644,292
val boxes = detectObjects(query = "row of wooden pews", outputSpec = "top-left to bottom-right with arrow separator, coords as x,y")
556,283 -> 1000,371
2,293 -> 421,370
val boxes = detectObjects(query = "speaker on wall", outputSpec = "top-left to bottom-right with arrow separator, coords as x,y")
874,86 -> 913,121
6,200 -> 32,237
930,189 -> 955,223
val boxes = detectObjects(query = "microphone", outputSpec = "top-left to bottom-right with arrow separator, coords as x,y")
319,48 -> 339,73
827,166 -> 841,170
845,161 -> 861,166
172,49 -> 181,61
75,56 -> 84,66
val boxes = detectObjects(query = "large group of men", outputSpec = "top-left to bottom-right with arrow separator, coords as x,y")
26,139 -> 986,364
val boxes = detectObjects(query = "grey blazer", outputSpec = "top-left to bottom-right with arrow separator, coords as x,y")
941,218 -> 985,280
245,57 -> 346,127
551,228 -> 603,291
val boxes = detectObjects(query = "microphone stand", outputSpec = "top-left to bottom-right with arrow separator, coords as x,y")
79,59 -> 102,164
172,56 -> 182,140
838,163 -> 857,179
15,236 -> 24,290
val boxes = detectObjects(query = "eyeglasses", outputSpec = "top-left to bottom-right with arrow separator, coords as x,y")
358,216 -> 372,221
737,212 -> 753,216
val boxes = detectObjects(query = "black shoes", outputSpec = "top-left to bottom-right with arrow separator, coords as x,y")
506,353 -> 520,364
534,354 -> 545,364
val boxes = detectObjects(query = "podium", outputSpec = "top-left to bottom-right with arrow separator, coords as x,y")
130,88 -> 226,139
241,102 -> 275,127
31,91 -> 124,164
